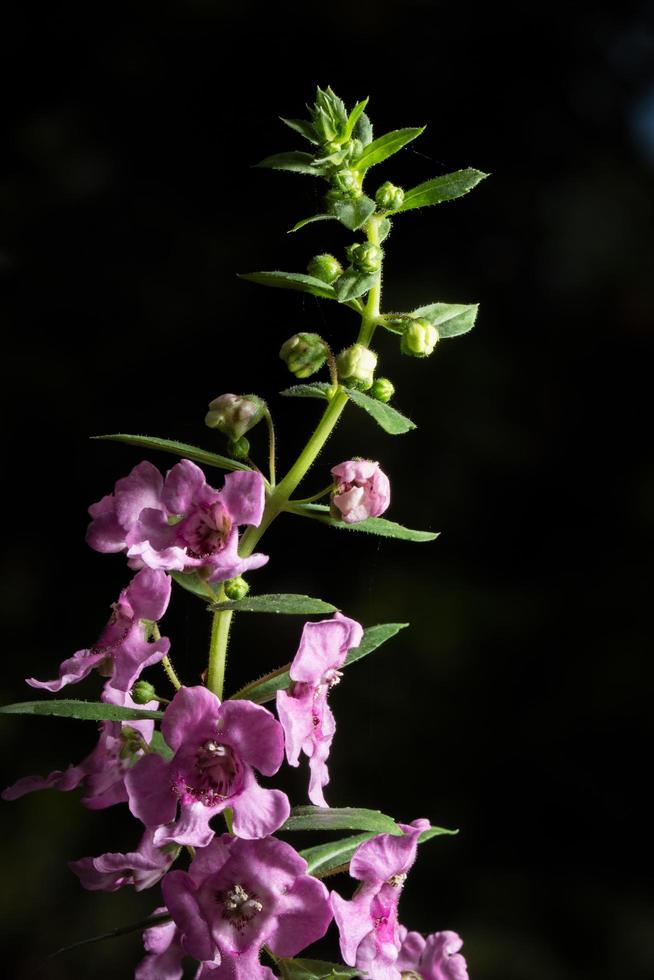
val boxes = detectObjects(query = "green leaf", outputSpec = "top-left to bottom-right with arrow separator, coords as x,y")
343,97 -> 369,140
289,214 -> 335,233
48,912 -> 172,959
280,383 -> 332,400
238,271 -> 336,300
230,622 -> 407,704
389,168 -> 489,214
356,127 -> 425,171
378,217 -> 392,242
150,730 -> 173,760
301,826 -> 458,878
92,435 -> 250,472
281,806 -> 399,834
254,151 -> 322,175
411,302 -> 479,338
353,111 -> 373,147
331,195 -> 376,231
170,571 -> 218,600
344,387 -> 416,435
290,503 -> 439,542
0,700 -> 164,722
278,958 -> 358,980
211,594 -> 338,615
334,269 -> 379,302
279,117 -> 318,143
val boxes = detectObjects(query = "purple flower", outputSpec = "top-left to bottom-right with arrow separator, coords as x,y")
161,834 -> 332,979
135,910 -> 187,980
86,460 -> 268,584
330,459 -> 391,524
276,613 -> 363,806
70,829 -> 179,893
26,567 -> 171,694
331,819 -> 430,980
397,929 -> 469,980
125,686 -> 289,847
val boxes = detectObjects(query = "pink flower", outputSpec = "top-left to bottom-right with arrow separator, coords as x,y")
86,460 -> 268,584
276,613 -> 363,806
70,829 -> 179,893
330,459 -> 390,524
135,910 -> 187,980
26,567 -> 171,694
397,929 -> 469,980
331,819 -> 430,980
161,834 -> 332,979
125,686 -> 289,847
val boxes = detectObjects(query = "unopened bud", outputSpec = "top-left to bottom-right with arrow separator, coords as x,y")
337,344 -> 377,391
375,181 -> 405,210
224,576 -> 250,601
400,318 -> 440,358
307,253 -> 343,284
131,680 -> 158,705
331,168 -> 362,198
280,332 -> 329,379
228,436 -> 250,461
351,242 -> 382,274
370,377 -> 395,403
205,394 -> 266,440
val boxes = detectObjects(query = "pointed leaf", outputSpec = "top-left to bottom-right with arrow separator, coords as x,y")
278,958 -> 358,980
355,127 -> 425,171
343,97 -> 369,140
229,622 -> 407,704
93,435 -> 250,472
411,302 -> 479,338
281,806 -> 399,834
255,151 -> 322,175
171,571 -> 219,600
279,117 -> 318,143
0,700 -> 164,722
389,168 -> 489,214
211,594 -> 338,615
48,912 -> 172,959
378,217 -> 392,242
289,214 -> 335,233
331,195 -> 376,231
289,504 -> 438,542
301,826 -> 458,878
344,387 -> 416,435
280,383 -> 332,400
238,271 -> 336,300
334,269 -> 379,302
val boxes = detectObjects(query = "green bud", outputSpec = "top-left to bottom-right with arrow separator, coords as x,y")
375,181 -> 405,210
400,318 -> 440,358
331,168 -> 362,198
228,436 -> 250,461
344,138 -> 363,163
224,576 -> 250,601
351,242 -> 383,274
307,253 -> 343,284
131,680 -> 158,705
337,343 -> 378,391
370,377 -> 395,402
205,393 -> 266,441
280,332 -> 328,379
120,726 -> 144,760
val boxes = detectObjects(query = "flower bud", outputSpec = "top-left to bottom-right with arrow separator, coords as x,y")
331,459 -> 391,524
307,253 -> 343,284
331,168 -> 362,198
351,242 -> 382,274
228,436 -> 250,461
131,680 -> 158,705
280,332 -> 329,379
336,344 -> 377,391
205,393 -> 266,441
400,317 -> 440,358
375,181 -> 405,210
224,576 -> 250,601
370,377 -> 395,403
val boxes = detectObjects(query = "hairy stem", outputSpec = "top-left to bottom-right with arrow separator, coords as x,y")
206,584 -> 233,698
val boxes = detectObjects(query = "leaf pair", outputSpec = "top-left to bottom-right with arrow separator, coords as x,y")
384,302 -> 479,339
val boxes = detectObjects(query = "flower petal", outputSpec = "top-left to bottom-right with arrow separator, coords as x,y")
230,769 -> 289,839
220,471 -> 266,526
162,870 -> 215,963
268,874 -> 332,957
125,753 -> 177,827
162,686 -> 221,753
163,459 -> 207,514
25,647 -> 105,693
219,700 -> 284,776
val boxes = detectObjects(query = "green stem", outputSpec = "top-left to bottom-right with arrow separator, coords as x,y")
207,584 -> 233,698
289,482 -> 335,505
265,409 -> 276,487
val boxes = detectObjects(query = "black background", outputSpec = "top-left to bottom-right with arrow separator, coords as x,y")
1,1 -> 653,977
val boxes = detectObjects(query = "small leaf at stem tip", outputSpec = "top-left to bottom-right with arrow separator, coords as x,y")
280,382 -> 332,400
238,271 -> 336,300
277,957 -> 359,979
279,117 -> 318,143
92,435 -> 250,472
289,504 -> 439,542
254,151 -> 324,175
334,269 -> 379,302
331,195 -> 376,231
281,806 -> 400,834
0,700 -> 164,722
300,826 -> 458,878
410,302 -> 479,338
344,387 -> 416,435
171,570 -> 219,600
387,168 -> 489,214
210,594 -> 338,615
355,126 -> 425,171
343,96 -> 369,140
288,214 -> 335,233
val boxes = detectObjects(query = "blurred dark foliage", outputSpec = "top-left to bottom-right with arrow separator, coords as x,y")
1,1 -> 653,977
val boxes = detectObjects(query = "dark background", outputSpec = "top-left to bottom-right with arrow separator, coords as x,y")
1,1 -> 653,977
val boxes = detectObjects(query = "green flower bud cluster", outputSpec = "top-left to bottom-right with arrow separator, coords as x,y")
370,377 -> 395,402
224,576 -> 250,601
375,181 -> 404,210
280,332 -> 329,379
337,343 -> 377,391
307,253 -> 343,284
331,168 -> 363,198
312,86 -> 349,147
228,436 -> 251,461
205,393 -> 266,441
349,242 -> 383,274
131,680 -> 158,705
400,317 -> 440,358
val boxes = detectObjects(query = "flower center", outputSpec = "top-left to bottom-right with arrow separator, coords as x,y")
183,501 -> 232,559
175,740 -> 241,807
220,883 -> 263,929
387,872 -> 407,888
